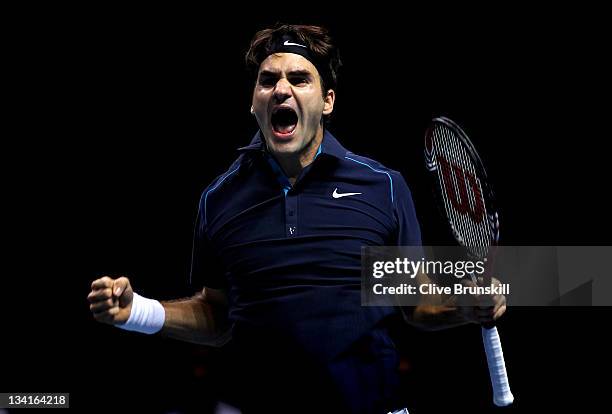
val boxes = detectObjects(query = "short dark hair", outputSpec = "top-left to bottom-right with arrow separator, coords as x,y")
245,24 -> 342,97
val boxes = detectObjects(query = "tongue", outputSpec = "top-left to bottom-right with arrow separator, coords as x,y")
275,123 -> 296,134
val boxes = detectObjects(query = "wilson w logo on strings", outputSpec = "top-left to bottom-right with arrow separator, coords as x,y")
437,156 -> 485,223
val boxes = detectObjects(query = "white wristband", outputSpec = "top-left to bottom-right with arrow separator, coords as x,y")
117,292 -> 165,334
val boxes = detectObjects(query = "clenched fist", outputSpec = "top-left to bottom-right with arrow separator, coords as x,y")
87,276 -> 133,325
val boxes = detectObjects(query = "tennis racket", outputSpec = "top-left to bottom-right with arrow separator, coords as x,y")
424,116 -> 514,407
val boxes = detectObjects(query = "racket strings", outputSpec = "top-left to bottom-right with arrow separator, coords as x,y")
431,124 -> 490,259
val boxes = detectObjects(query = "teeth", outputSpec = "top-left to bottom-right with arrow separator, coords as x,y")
274,106 -> 294,114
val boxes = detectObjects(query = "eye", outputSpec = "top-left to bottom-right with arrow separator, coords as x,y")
289,76 -> 309,86
258,77 -> 277,87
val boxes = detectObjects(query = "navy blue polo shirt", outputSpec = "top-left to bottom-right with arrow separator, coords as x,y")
190,130 -> 421,360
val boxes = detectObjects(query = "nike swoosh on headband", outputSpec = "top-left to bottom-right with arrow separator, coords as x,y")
283,40 -> 307,48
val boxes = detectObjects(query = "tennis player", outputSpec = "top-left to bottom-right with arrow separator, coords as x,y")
87,24 -> 506,413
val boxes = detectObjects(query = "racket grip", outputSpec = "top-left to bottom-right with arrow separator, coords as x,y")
482,326 -> 514,406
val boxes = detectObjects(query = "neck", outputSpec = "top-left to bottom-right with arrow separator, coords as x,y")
274,128 -> 324,184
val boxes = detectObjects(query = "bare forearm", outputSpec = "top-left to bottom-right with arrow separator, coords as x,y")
160,293 -> 230,346
407,304 -> 471,331
400,272 -> 472,330
402,272 -> 506,330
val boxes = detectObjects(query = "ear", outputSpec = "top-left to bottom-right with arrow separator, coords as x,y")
250,105 -> 255,115
322,89 -> 335,116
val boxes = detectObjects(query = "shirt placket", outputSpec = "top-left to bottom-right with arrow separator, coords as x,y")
285,189 -> 298,237
265,145 -> 323,238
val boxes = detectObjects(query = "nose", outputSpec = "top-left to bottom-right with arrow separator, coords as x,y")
273,78 -> 292,103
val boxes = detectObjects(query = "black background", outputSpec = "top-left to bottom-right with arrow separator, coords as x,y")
4,4 -> 611,413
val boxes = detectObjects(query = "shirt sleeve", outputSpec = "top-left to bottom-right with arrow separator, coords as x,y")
189,198 -> 227,290
392,173 -> 423,246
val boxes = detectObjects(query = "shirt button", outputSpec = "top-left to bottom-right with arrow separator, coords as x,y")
288,210 -> 295,216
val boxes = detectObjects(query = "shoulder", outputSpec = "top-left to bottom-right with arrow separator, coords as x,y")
341,151 -> 410,205
197,155 -> 248,227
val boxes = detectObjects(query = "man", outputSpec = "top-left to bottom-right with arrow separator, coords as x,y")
87,24 -> 506,413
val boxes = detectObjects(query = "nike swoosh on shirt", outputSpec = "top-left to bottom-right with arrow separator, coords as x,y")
332,188 -> 362,199
283,40 -> 307,48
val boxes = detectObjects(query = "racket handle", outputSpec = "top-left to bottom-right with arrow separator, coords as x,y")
482,326 -> 514,406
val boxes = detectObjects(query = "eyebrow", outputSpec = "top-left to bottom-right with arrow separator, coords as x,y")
259,69 -> 314,79
287,70 -> 314,79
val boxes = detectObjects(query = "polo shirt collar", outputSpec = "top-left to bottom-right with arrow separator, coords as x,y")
237,129 -> 348,160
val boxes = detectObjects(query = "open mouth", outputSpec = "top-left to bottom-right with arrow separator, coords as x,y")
271,107 -> 298,135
